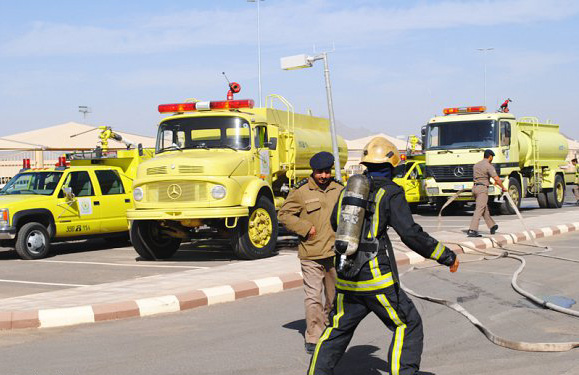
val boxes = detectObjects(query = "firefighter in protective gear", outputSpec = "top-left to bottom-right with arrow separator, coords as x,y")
308,137 -> 459,375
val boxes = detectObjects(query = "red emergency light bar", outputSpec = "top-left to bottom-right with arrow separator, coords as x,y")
22,159 -> 31,169
443,106 -> 486,115
158,99 -> 255,113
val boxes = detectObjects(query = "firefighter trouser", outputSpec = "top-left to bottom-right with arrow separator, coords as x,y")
307,288 -> 424,375
469,185 -> 496,231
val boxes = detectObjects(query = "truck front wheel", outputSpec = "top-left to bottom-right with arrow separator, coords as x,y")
15,222 -> 51,260
130,220 -> 181,260
499,177 -> 522,215
546,175 -> 565,208
231,196 -> 278,260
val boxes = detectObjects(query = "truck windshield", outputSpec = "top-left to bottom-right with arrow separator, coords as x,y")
426,120 -> 497,150
156,116 -> 251,153
0,172 -> 63,196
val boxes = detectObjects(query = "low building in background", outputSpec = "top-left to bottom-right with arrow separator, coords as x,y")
0,122 -> 156,185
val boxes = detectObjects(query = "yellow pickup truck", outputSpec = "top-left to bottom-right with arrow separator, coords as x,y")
0,147 -> 152,259
393,156 -> 427,211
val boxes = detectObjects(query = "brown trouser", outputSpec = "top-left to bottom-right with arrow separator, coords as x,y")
573,184 -> 579,200
300,257 -> 337,344
469,184 -> 496,231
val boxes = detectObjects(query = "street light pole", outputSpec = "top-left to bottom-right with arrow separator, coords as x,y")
248,0 -> 263,107
320,53 -> 341,181
476,47 -> 494,107
280,53 -> 342,181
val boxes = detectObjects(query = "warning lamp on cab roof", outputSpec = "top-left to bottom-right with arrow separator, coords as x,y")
443,106 -> 486,115
22,159 -> 31,169
158,99 -> 255,114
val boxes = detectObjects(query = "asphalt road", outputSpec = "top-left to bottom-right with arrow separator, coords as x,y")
0,190 -> 576,299
0,232 -> 577,375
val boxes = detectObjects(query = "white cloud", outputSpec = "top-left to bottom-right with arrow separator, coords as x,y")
2,0 -> 578,57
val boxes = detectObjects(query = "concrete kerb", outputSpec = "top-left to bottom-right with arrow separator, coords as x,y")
1,221 -> 578,331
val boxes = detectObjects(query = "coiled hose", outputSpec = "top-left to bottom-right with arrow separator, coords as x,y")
403,190 -> 579,351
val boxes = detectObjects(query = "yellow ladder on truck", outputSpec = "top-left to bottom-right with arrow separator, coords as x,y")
520,116 -> 541,194
266,94 -> 297,188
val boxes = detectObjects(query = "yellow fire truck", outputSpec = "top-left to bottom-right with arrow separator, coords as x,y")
422,105 -> 569,214
127,91 -> 347,260
0,129 -> 153,259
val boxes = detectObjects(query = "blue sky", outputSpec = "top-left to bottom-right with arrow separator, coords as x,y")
1,0 -> 578,140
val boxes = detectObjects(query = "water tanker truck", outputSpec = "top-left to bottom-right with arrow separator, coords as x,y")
127,92 -> 347,260
422,105 -> 569,214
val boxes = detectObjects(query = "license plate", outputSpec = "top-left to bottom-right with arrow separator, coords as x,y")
454,184 -> 464,190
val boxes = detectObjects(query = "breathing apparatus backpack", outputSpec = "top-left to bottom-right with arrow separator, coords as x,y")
334,174 -> 380,278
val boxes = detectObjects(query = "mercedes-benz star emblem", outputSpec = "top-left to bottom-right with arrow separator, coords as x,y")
167,184 -> 182,200
453,166 -> 465,177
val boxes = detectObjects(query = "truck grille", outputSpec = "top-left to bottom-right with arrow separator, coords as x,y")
146,181 -> 208,202
426,165 -> 473,182
179,165 -> 204,174
147,166 -> 167,175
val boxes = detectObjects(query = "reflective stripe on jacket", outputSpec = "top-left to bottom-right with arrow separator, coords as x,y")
331,177 -> 456,295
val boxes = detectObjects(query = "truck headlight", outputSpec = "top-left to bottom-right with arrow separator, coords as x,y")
0,209 -> 9,226
133,187 -> 143,201
426,187 -> 439,195
211,185 -> 226,199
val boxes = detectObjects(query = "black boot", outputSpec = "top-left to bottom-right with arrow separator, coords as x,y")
467,230 -> 481,237
490,225 -> 498,235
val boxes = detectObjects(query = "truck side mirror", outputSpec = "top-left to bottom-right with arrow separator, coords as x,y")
62,187 -> 75,201
421,126 -> 427,148
264,137 -> 277,150
138,143 -> 143,157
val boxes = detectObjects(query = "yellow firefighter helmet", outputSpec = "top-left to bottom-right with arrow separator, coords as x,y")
361,137 -> 401,167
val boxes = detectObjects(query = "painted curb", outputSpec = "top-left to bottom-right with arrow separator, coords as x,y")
1,221 -> 578,330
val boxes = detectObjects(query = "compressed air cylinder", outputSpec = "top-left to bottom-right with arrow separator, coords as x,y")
334,174 -> 371,256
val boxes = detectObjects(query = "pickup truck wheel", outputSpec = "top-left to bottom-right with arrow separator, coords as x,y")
232,196 -> 278,260
130,220 -> 181,260
15,222 -> 51,260
499,177 -> 522,215
547,175 -> 565,208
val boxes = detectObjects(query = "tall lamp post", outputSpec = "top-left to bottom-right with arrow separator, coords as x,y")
281,53 -> 342,181
476,47 -> 494,107
247,0 -> 264,107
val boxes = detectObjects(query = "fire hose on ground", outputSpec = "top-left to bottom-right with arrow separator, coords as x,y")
403,190 -> 579,352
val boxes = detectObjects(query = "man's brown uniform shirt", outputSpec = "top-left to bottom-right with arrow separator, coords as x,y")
473,159 -> 498,187
278,177 -> 343,260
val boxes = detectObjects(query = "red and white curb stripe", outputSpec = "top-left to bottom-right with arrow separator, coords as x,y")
0,272 -> 303,330
1,222 -> 577,330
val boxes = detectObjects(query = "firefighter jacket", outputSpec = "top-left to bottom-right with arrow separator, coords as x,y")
278,176 -> 344,260
331,176 -> 456,295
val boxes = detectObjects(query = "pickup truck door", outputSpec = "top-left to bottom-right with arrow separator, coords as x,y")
403,162 -> 420,203
94,169 -> 132,233
416,163 -> 427,203
55,170 -> 101,236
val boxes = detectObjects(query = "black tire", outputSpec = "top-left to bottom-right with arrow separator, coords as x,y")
130,220 -> 181,260
547,175 -> 565,208
537,192 -> 548,208
499,177 -> 522,215
231,196 -> 278,260
15,222 -> 51,260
